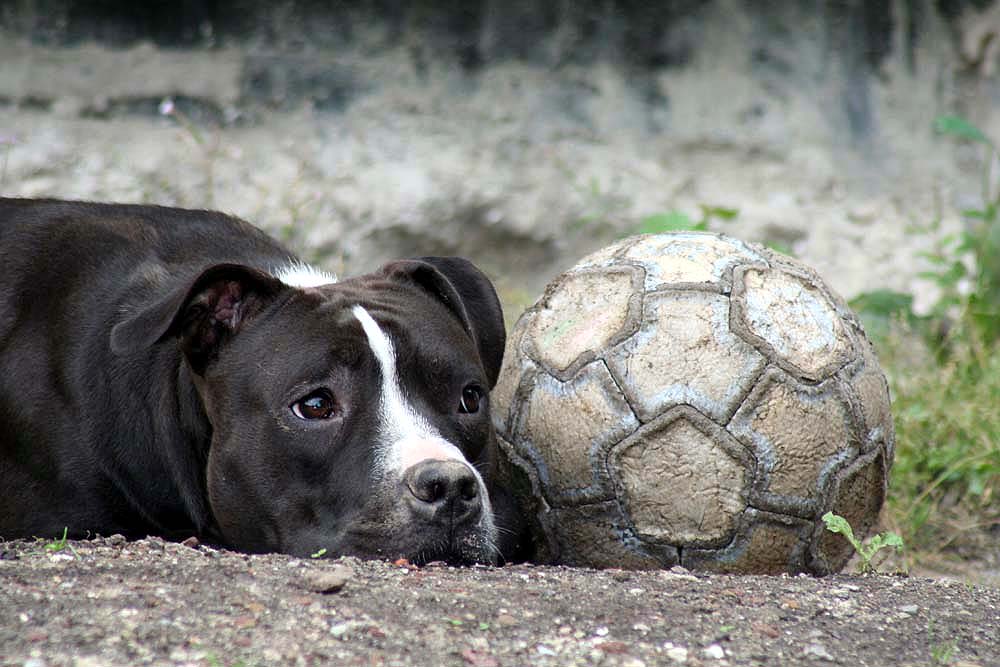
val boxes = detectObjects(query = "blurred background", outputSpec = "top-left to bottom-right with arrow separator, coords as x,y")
1,0 -> 998,580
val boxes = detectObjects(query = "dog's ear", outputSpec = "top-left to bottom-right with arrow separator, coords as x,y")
380,257 -> 506,388
110,263 -> 287,375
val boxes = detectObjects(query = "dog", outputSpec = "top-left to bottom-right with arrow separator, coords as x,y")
0,198 -> 524,564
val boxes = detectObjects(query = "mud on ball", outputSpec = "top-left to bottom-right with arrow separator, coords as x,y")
492,232 -> 894,574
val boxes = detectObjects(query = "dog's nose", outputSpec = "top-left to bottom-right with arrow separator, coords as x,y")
404,459 -> 481,522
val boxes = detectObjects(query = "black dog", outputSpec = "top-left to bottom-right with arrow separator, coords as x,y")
0,198 -> 522,564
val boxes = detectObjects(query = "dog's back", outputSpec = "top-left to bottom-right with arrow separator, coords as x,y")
0,199 -> 291,539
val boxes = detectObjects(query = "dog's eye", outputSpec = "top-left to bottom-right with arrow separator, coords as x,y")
291,390 -> 337,420
458,385 -> 484,414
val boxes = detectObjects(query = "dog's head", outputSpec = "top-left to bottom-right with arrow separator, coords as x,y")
111,256 -> 519,564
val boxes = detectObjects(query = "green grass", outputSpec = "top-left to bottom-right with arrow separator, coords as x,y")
205,653 -> 251,667
853,114 -> 1000,563
876,327 -> 1000,556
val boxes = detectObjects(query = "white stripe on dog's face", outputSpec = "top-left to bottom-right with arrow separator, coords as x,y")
351,306 -> 479,475
352,304 -> 497,553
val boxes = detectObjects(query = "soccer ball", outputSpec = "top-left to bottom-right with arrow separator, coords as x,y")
493,232 -> 894,574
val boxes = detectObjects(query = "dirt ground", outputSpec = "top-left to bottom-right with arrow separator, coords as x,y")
1,536 -> 997,667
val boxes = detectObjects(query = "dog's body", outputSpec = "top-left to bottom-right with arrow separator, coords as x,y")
0,198 -> 522,563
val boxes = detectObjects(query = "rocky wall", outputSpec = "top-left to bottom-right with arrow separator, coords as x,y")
2,1 -> 1000,312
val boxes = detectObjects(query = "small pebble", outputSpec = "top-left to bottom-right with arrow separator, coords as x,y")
496,614 -> 517,627
899,604 -> 919,615
666,645 -> 688,663
703,644 -> 725,660
302,564 -> 353,594
803,643 -> 835,661
181,536 -> 199,548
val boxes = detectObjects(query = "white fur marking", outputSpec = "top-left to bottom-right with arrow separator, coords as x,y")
351,305 -> 440,452
274,260 -> 337,288
351,306 -> 492,499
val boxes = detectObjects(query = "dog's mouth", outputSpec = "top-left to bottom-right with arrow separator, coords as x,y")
405,531 -> 499,567
312,511 -> 499,567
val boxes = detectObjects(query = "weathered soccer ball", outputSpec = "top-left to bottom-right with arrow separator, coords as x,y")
493,232 -> 894,574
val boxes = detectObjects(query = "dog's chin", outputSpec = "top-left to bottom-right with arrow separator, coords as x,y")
406,533 -> 499,567
295,527 -> 498,566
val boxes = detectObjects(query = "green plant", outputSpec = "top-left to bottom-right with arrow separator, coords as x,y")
849,115 -> 1000,561
310,548 -> 327,559
847,290 -> 924,343
159,97 -> 221,207
205,653 -> 250,667
926,115 -> 1000,344
635,205 -> 738,235
931,639 -> 958,665
43,527 -> 79,559
854,115 -> 1000,351
927,619 -> 959,665
821,512 -> 903,574
566,174 -> 631,235
0,133 -> 16,186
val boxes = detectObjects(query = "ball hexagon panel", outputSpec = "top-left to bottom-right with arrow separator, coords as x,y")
544,501 -> 676,570
516,360 -> 639,504
729,371 -> 859,506
732,265 -> 855,381
682,510 -> 813,574
524,266 -> 641,375
490,321 -> 533,437
842,341 -> 895,458
607,290 -> 766,423
762,248 -> 857,318
573,237 -> 636,270
611,408 -> 751,548
623,232 -> 766,291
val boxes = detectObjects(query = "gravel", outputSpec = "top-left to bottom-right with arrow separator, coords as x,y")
1,536 -> 998,667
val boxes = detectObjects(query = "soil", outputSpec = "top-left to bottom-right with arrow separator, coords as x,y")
1,536 -> 998,667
